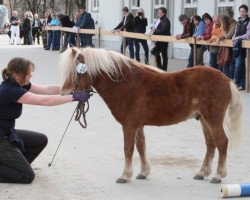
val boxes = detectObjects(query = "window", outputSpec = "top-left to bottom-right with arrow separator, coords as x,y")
184,0 -> 197,18
217,0 -> 234,17
92,0 -> 99,12
153,0 -> 166,19
131,0 -> 140,16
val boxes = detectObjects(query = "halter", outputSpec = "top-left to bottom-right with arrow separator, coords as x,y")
74,59 -> 95,128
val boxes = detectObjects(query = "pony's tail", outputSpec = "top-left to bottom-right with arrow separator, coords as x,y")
225,81 -> 243,149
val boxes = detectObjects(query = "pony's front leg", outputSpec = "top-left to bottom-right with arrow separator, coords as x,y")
135,127 -> 150,179
116,125 -> 136,184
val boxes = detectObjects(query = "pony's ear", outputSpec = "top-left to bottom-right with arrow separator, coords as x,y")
71,48 -> 78,56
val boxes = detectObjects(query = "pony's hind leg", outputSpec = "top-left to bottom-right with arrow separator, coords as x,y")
209,124 -> 228,184
116,125 -> 136,184
194,117 -> 216,180
135,127 -> 150,179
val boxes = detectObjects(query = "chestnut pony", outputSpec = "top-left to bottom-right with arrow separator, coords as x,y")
60,47 -> 242,184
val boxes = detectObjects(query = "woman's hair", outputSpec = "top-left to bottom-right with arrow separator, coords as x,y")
192,15 -> 202,23
239,4 -> 248,12
159,7 -> 167,14
202,13 -> 212,22
220,15 -> 236,33
136,8 -> 145,18
178,14 -> 189,22
2,57 -> 35,84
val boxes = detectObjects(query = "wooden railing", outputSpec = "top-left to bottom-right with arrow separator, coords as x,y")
45,26 -> 250,93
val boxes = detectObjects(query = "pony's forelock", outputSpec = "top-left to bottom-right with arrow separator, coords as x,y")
59,48 -> 81,88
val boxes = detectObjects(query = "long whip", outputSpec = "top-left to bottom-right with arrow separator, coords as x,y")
48,105 -> 78,167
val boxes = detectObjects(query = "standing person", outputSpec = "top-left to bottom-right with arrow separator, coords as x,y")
0,57 -> 90,183
9,11 -> 20,45
88,14 -> 95,47
217,15 -> 237,78
208,15 -> 223,69
192,15 -> 205,66
27,11 -> 34,44
133,8 -> 149,64
22,12 -> 32,45
57,13 -> 75,53
32,14 -> 42,45
75,6 -> 92,47
112,7 -> 135,59
176,14 -> 195,67
41,11 -> 52,49
44,10 -> 54,50
197,13 -> 213,55
232,4 -> 250,91
151,7 -> 171,71
45,13 -> 60,51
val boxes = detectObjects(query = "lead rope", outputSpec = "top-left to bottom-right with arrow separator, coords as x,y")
48,88 -> 96,167
74,88 -> 95,128
75,101 -> 89,128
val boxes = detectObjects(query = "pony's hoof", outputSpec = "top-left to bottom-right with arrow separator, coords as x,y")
193,174 -> 204,180
210,178 -> 221,184
136,174 -> 147,179
116,177 -> 128,184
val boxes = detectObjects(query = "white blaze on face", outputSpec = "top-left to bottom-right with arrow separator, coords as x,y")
76,63 -> 87,74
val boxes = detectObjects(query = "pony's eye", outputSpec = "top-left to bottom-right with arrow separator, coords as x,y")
76,63 -> 87,74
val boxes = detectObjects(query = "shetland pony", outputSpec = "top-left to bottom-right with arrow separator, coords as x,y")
60,47 -> 243,184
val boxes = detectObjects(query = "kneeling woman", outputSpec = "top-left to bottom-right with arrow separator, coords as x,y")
0,57 -> 89,183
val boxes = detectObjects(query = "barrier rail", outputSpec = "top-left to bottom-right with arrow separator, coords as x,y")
45,26 -> 250,92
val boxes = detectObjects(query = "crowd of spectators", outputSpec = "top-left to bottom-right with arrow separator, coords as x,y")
4,4 -> 250,90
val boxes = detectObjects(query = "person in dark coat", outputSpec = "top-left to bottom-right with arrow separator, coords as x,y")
57,13 -> 75,52
176,14 -> 195,68
22,12 -> 32,45
133,8 -> 149,64
151,7 -> 171,71
112,6 -> 135,59
32,14 -> 43,45
232,4 -> 250,91
75,6 -> 92,47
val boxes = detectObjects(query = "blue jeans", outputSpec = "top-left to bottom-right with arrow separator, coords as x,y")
223,60 -> 235,79
46,31 -> 52,49
187,46 -> 193,67
80,34 -> 92,47
52,31 -> 61,50
68,33 -> 76,47
233,54 -> 246,89
209,52 -> 218,69
134,39 -> 149,62
121,38 -> 134,59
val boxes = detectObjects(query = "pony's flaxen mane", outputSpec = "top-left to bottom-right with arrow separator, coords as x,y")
60,47 -> 163,85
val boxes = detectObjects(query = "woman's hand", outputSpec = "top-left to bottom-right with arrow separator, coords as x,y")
72,91 -> 90,102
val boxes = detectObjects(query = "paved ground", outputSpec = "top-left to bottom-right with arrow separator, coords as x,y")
0,34 -> 250,200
